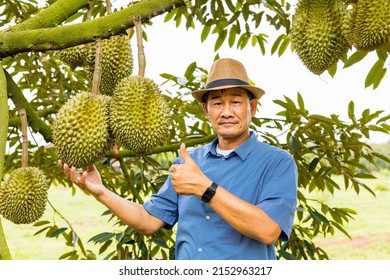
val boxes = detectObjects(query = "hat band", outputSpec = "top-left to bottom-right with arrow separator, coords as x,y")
205,78 -> 250,89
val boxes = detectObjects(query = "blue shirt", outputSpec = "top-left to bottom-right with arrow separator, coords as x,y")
143,131 -> 297,260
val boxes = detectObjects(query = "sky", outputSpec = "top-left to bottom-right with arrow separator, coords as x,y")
138,7 -> 390,144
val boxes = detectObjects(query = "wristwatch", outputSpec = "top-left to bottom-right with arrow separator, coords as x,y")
201,182 -> 218,203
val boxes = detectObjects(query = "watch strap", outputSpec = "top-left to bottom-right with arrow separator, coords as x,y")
201,181 -> 218,203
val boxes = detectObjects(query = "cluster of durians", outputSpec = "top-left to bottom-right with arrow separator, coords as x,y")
290,0 -> 390,75
52,34 -> 171,169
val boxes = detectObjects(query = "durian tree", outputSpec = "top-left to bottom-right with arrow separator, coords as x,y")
0,0 -> 389,260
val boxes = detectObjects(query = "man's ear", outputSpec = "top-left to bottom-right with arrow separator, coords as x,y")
249,98 -> 258,117
202,103 -> 209,117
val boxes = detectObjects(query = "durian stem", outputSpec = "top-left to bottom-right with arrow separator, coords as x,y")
86,1 -> 92,20
105,0 -> 112,14
19,108 -> 29,168
91,39 -> 103,96
134,15 -> 146,77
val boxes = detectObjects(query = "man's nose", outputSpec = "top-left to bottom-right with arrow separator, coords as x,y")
220,104 -> 234,117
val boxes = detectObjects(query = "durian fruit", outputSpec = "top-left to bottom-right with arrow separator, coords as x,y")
341,6 -> 357,47
53,91 -> 113,168
0,167 -> 49,224
109,76 -> 170,155
85,35 -> 133,96
350,0 -> 390,51
55,44 -> 89,69
290,0 -> 351,75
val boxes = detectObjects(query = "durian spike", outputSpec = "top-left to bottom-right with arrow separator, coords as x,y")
134,15 -> 146,77
19,108 -> 28,168
91,39 -> 103,96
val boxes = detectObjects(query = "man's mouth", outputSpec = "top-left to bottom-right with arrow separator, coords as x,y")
218,121 -> 237,126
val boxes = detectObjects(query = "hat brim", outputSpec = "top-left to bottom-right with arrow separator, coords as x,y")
192,85 -> 265,103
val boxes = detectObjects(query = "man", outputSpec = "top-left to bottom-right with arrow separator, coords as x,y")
62,58 -> 298,260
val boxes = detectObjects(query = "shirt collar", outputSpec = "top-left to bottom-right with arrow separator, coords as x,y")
204,131 -> 258,160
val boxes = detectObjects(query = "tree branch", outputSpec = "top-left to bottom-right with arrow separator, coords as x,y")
0,66 -> 12,260
106,134 -> 216,159
0,0 -> 185,58
5,69 -> 53,143
6,0 -> 90,32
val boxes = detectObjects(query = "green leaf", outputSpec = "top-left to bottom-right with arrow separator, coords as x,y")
376,48 -> 389,61
343,51 -> 368,68
271,34 -> 283,55
88,232 -> 116,244
278,35 -> 290,57
33,226 -> 51,236
228,25 -> 237,47
365,59 -> 385,88
327,63 -> 337,77
59,250 -> 78,260
201,25 -> 211,42
99,240 -> 113,255
49,227 -> 68,238
33,220 -> 50,227
214,30 -> 227,51
297,92 -> 305,112
289,135 -> 299,154
348,101 -> 355,121
309,158 -> 320,172
311,210 -> 329,225
353,173 -> 376,179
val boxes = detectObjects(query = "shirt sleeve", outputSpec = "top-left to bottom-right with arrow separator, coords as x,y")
257,152 -> 298,242
143,175 -> 179,229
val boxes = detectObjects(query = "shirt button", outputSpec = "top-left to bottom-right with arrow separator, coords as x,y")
206,216 -> 210,220
198,248 -> 203,253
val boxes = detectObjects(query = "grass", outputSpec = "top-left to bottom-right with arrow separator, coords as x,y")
2,172 -> 390,260
311,173 -> 390,260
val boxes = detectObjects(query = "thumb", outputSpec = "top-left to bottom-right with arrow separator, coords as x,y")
179,143 -> 193,163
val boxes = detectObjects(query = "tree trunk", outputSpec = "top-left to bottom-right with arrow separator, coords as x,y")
0,67 -> 12,260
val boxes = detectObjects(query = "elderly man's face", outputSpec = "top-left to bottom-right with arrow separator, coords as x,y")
202,88 -> 257,142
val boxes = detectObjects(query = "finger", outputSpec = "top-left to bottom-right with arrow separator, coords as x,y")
169,164 -> 178,173
80,171 -> 88,186
70,166 -> 81,184
179,143 -> 193,163
87,164 -> 95,172
62,163 -> 70,178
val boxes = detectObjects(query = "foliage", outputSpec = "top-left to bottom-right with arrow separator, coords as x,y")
0,0 -> 389,260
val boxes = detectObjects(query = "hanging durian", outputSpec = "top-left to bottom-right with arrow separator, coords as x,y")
85,35 -> 133,96
55,44 -> 89,69
0,167 -> 49,224
109,76 -> 170,155
350,0 -> 390,51
290,0 -> 351,75
52,91 -> 113,168
341,5 -> 357,47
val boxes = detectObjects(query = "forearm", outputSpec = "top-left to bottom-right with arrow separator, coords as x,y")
207,186 -> 281,244
96,188 -> 164,235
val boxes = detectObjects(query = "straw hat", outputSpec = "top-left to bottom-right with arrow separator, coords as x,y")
192,58 -> 265,102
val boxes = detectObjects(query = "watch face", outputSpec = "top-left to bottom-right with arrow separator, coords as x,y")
201,182 -> 218,203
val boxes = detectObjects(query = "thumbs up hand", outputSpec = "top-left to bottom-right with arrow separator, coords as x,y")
169,143 -> 212,197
